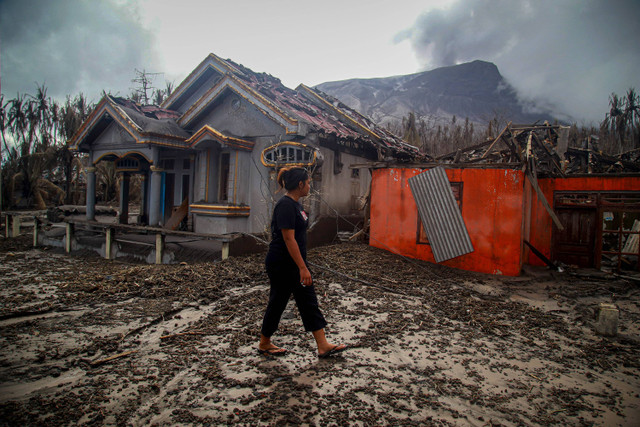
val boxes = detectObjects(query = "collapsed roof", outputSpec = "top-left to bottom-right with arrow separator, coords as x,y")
437,122 -> 640,176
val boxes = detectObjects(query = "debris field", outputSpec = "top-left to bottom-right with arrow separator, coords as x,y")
0,234 -> 639,426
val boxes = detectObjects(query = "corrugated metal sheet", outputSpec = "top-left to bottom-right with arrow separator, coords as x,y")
408,167 -> 474,263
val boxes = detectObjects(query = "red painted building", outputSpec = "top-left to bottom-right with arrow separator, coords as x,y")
370,166 -> 640,276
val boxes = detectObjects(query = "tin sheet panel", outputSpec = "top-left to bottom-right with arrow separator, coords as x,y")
408,167 -> 474,263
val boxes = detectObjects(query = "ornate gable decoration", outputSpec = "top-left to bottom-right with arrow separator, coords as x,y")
261,142 -> 317,167
186,125 -> 255,151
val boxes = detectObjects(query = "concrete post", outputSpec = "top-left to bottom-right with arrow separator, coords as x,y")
222,241 -> 230,260
65,223 -> 74,253
119,172 -> 130,224
12,216 -> 20,237
149,166 -> 163,227
105,227 -> 114,259
595,303 -> 619,337
155,233 -> 164,264
33,217 -> 39,247
86,167 -> 97,221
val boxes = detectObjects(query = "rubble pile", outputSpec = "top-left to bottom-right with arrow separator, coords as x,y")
437,122 -> 640,175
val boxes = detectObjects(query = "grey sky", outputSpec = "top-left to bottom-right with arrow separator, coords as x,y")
1,0 -> 159,102
1,0 -> 638,125
397,0 -> 640,125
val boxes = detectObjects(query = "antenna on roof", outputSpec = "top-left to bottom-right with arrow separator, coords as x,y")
131,69 -> 163,105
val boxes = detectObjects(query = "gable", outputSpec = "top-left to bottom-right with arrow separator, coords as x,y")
187,88 -> 286,138
162,53 -> 245,113
164,66 -> 223,114
179,75 -> 298,134
91,121 -> 137,150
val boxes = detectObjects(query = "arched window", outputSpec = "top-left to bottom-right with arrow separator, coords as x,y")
261,142 -> 316,167
115,157 -> 141,172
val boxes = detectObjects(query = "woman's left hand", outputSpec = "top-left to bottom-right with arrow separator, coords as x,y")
299,266 -> 312,286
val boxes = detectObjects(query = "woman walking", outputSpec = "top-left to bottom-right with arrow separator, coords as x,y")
258,167 -> 347,358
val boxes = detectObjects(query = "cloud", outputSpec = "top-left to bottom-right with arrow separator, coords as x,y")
398,0 -> 640,123
0,0 -> 159,103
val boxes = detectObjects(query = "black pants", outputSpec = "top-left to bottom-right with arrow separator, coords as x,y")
261,263 -> 327,338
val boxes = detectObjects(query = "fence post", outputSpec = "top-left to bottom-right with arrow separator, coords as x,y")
105,227 -> 114,259
221,240 -> 230,260
33,217 -> 40,247
155,233 -> 165,264
12,216 -> 21,237
65,222 -> 74,253
4,215 -> 9,238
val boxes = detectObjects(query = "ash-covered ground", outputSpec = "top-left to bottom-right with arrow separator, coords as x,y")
0,234 -> 639,426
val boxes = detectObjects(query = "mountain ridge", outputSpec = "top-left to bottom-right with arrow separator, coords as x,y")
315,60 -> 561,128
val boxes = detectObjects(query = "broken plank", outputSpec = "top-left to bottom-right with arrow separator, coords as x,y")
436,139 -> 493,160
481,122 -> 511,158
525,162 -> 565,231
531,133 -> 565,176
90,350 -> 138,367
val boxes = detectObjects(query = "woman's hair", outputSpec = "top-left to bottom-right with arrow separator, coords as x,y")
277,167 -> 309,191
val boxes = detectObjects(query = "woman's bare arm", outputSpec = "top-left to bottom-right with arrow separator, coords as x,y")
282,229 -> 312,286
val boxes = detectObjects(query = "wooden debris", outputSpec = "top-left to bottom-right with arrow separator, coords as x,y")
436,122 -> 636,176
90,350 -> 138,367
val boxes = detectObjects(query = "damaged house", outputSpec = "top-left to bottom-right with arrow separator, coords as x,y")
69,53 -> 418,238
369,124 -> 640,276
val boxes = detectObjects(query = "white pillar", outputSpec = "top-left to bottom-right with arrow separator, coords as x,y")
149,166 -> 163,226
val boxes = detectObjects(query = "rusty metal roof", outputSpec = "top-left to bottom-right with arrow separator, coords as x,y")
408,166 -> 474,263
220,58 -> 420,160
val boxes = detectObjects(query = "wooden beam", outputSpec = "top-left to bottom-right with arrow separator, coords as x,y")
525,162 -> 564,231
531,133 -> 564,176
481,122 -> 511,159
436,139 -> 493,160
524,240 -> 557,270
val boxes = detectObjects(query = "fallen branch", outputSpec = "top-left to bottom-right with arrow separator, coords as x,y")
90,350 -> 138,367
528,373 -> 543,381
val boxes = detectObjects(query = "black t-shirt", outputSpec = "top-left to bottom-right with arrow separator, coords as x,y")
265,195 -> 309,267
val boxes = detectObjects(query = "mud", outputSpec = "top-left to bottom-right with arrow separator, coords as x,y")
0,234 -> 639,426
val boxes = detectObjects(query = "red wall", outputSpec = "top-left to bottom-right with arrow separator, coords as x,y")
370,168 -> 526,276
527,176 -> 640,266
